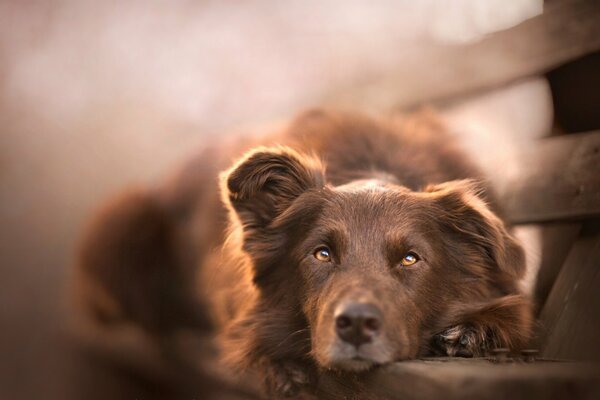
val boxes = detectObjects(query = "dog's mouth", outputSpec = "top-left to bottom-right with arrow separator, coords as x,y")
322,340 -> 393,372
328,352 -> 379,372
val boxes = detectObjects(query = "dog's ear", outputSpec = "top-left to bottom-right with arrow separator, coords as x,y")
424,180 -> 525,281
222,146 -> 325,231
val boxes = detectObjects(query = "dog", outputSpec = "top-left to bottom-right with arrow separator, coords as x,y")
76,110 -> 533,398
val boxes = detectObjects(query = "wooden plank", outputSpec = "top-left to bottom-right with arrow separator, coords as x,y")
324,0 -> 600,111
533,223 -> 582,315
499,131 -> 600,224
317,358 -> 600,400
539,222 -> 600,362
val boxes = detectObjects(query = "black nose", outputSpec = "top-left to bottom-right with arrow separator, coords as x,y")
335,302 -> 382,347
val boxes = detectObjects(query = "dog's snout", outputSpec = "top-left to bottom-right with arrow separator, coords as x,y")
334,302 -> 382,347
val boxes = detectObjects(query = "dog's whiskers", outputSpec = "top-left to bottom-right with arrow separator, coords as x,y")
274,328 -> 310,349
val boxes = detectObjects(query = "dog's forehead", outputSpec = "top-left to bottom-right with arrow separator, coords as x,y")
335,178 -> 403,193
322,179 -> 415,224
312,181 -> 436,257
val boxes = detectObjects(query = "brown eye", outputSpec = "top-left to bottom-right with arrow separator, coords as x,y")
314,246 -> 332,262
400,252 -> 419,266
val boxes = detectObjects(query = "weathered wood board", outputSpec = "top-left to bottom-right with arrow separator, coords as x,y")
539,222 -> 600,362
533,223 -> 581,315
499,131 -> 600,224
318,358 -> 600,400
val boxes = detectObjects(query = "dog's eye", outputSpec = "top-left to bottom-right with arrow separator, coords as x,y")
400,252 -> 419,266
314,246 -> 332,262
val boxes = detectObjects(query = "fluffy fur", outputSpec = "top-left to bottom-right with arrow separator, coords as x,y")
77,110 -> 533,398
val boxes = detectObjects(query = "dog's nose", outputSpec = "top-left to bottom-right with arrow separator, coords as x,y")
335,302 -> 382,347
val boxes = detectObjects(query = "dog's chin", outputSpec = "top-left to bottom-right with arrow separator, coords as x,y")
328,356 -> 378,372
319,342 -> 392,372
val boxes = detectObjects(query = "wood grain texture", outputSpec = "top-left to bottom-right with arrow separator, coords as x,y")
317,358 -> 600,400
539,222 -> 600,362
533,223 -> 582,315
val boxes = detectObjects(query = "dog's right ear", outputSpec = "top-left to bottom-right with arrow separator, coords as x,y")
221,146 -> 325,231
424,180 -> 526,282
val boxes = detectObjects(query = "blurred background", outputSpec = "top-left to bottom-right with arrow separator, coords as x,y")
1,1 -> 599,399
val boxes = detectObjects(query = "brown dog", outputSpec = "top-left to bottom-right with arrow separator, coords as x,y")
77,110 -> 533,398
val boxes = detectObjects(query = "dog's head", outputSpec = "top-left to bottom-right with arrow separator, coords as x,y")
222,146 -> 525,371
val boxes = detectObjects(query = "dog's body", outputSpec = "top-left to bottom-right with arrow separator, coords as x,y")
78,110 -> 533,398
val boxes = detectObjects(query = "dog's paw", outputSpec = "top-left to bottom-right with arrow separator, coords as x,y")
264,360 -> 315,398
433,324 -> 488,358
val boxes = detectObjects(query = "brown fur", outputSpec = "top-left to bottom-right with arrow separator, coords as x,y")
76,110 -> 533,398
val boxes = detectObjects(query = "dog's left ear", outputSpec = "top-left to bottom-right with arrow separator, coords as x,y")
222,146 -> 325,231
424,180 -> 525,280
